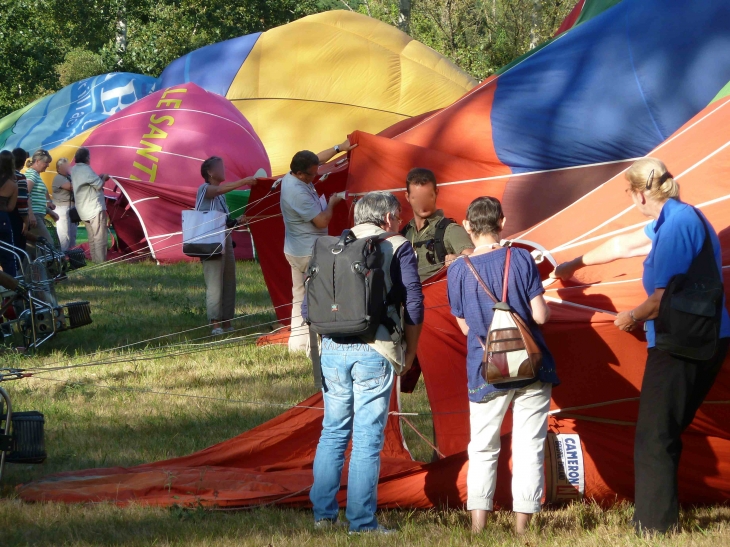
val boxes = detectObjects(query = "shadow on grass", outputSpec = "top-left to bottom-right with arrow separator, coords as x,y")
38,260 -> 277,355
4,505 -> 319,547
2,404 -> 301,490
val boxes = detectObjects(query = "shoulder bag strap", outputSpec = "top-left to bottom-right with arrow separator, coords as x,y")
463,256 -> 499,304
195,184 -> 207,211
502,247 -> 512,302
692,207 -> 722,282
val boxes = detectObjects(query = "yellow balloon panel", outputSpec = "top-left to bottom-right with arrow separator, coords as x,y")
228,10 -> 476,175
233,99 -> 408,176
41,129 -> 94,191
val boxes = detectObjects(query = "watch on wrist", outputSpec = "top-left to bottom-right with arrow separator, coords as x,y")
630,310 -> 640,323
334,144 -> 341,153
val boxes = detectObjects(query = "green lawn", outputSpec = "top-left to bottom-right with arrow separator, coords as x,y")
0,260 -> 728,546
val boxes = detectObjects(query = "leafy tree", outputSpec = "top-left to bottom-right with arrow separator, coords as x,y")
56,48 -> 108,87
0,0 -> 65,117
0,0 -> 576,118
114,0 -> 322,76
353,0 -> 575,80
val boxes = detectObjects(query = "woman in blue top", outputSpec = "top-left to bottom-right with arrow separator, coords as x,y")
448,196 -> 560,535
552,157 -> 730,534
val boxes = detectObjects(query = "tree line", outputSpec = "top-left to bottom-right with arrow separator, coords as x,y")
0,0 -> 574,118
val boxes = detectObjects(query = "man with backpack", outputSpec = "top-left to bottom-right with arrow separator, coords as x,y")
401,168 -> 474,281
304,191 -> 424,533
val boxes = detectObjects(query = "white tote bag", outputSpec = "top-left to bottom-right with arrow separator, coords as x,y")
182,188 -> 227,258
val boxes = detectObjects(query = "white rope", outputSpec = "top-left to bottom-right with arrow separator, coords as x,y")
520,97 -> 730,240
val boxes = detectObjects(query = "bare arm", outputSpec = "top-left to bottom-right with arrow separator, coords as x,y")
2,184 -> 18,212
614,289 -> 664,331
204,177 -> 258,199
456,316 -> 469,336
316,139 -> 357,165
551,227 -> 652,280
311,194 -> 343,229
530,294 -> 551,325
402,323 -> 423,374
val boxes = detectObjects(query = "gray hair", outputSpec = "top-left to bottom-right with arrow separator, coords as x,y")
56,157 -> 69,171
354,191 -> 401,227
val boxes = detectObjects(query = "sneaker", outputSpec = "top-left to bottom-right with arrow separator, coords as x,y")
349,525 -> 396,535
211,327 -> 224,336
314,518 -> 347,529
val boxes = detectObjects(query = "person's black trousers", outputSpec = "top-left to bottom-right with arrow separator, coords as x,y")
633,337 -> 729,534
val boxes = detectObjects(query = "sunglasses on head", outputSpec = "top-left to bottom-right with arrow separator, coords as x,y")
645,168 -> 672,190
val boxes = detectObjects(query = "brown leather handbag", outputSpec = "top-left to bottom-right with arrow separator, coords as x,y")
463,249 -> 543,384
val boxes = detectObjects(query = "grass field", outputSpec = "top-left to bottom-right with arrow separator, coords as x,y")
1,260 -> 729,546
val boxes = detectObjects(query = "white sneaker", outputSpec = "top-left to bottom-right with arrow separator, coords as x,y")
211,327 -> 224,336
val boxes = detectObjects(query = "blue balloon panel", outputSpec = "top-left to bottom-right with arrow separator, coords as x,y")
158,33 -> 261,96
3,72 -> 158,153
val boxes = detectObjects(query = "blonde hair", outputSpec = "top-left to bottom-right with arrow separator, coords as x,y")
27,149 -> 52,169
625,157 -> 679,201
56,157 -> 69,171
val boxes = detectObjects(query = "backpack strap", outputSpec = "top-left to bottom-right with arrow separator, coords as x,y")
463,256 -> 499,304
433,217 -> 455,264
332,229 -> 356,253
502,247 -> 512,302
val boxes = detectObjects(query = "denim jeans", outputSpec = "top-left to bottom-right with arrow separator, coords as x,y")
310,337 -> 394,532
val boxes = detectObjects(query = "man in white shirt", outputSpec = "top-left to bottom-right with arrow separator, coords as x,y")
70,147 -> 109,263
280,139 -> 355,353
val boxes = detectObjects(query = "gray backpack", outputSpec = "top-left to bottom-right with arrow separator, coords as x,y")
305,229 -> 395,340
305,229 -> 399,390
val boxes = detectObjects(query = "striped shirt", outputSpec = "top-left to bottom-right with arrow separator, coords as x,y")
14,171 -> 28,216
25,168 -> 47,215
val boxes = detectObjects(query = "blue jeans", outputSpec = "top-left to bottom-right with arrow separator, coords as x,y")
310,337 -> 395,532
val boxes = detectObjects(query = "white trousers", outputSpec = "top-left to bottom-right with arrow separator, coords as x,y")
285,253 -> 311,354
55,205 -> 77,251
467,381 -> 551,513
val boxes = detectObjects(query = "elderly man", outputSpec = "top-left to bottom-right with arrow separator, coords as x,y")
306,191 -> 424,534
71,147 -> 108,263
280,139 -> 355,353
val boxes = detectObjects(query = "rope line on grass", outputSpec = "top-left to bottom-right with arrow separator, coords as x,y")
27,269 -> 449,376
23,301 -> 294,372
32,376 -> 326,411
